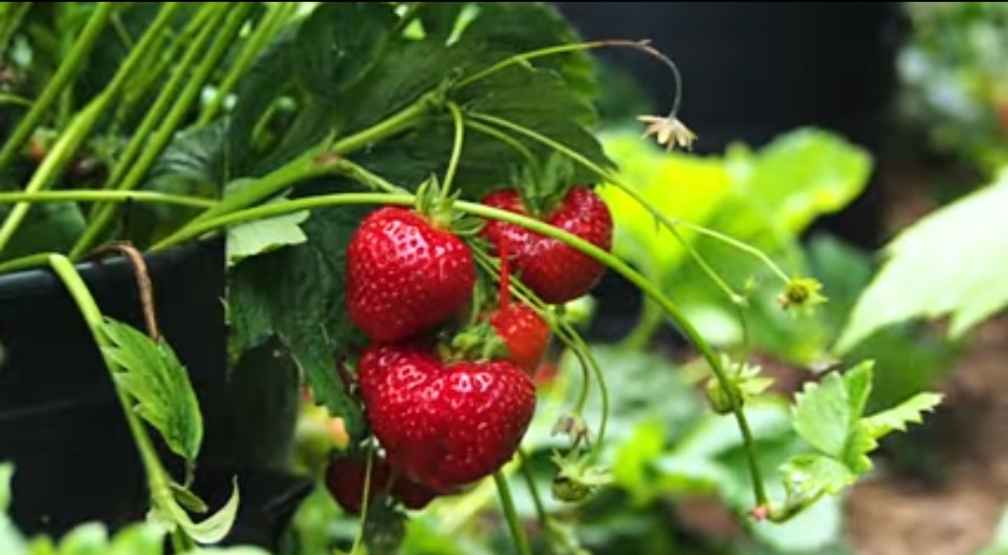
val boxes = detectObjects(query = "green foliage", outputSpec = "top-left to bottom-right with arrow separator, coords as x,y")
98,317 -> 203,462
837,170 -> 1008,351
777,361 -> 942,518
601,127 -> 872,363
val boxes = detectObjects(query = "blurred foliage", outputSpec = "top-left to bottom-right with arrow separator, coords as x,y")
899,2 -> 1008,176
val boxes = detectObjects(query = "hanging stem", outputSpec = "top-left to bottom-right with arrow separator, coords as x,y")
0,2 -> 113,171
443,101 -> 465,194
494,471 -> 533,555
517,449 -> 549,532
71,3 -> 245,260
89,243 -> 160,340
349,446 -> 376,555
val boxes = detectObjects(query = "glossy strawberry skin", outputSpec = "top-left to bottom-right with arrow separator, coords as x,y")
325,454 -> 439,514
358,344 -> 536,492
489,303 -> 551,374
346,207 -> 476,343
481,187 -> 612,304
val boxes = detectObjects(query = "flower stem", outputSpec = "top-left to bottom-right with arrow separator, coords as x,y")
494,471 -> 533,555
71,3 -> 245,260
0,2 -> 113,171
517,449 -> 548,531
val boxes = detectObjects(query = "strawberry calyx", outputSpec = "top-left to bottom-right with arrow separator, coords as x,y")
442,320 -> 510,363
414,175 -> 484,235
512,151 -> 578,219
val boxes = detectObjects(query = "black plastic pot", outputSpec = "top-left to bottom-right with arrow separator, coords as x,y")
0,240 -> 310,549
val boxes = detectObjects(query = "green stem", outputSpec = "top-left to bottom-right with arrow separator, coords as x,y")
0,253 -> 51,275
442,101 -> 465,194
71,3 -> 244,260
196,2 -> 294,127
151,190 -> 768,507
349,446 -> 375,555
0,2 -> 31,55
676,220 -> 790,283
0,2 -> 183,255
517,449 -> 548,532
181,90 -> 437,227
0,189 -> 217,208
46,254 -> 175,516
0,2 -> 113,171
464,119 -> 537,168
456,39 -> 648,89
494,472 -> 533,555
0,93 -> 32,108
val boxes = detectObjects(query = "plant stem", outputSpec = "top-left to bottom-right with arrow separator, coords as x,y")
517,449 -> 549,531
71,3 -> 244,260
349,446 -> 375,555
152,190 -> 769,507
197,2 -> 295,127
46,254 -> 175,519
0,2 -> 32,55
0,2 -> 183,255
0,189 -> 217,208
494,472 -> 533,555
443,101 -> 465,194
0,253 -> 51,275
675,220 -> 790,283
0,2 -> 113,171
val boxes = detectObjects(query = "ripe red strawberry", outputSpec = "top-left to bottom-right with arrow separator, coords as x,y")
358,344 -> 536,492
325,454 -> 439,514
481,187 -> 612,303
489,303 -> 550,374
346,207 -> 476,343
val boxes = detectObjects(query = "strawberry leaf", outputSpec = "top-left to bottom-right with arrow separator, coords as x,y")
791,371 -> 854,458
836,170 -> 1008,352
861,392 -> 944,440
99,318 -> 204,462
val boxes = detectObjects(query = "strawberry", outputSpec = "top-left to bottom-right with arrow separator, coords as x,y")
325,453 -> 439,514
358,344 -> 536,492
481,186 -> 612,303
488,302 -> 550,374
346,207 -> 476,343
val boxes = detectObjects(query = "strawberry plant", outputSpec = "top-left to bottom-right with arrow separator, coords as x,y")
0,3 -> 944,554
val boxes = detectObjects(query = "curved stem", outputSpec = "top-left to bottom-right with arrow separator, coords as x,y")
0,253 -> 52,275
458,39 -> 643,89
46,254 -> 175,520
0,189 -> 217,208
465,120 -> 536,168
676,220 -> 790,283
494,471 -> 533,555
0,3 -> 113,171
443,101 -> 465,194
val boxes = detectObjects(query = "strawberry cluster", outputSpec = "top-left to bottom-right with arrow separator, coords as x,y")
324,185 -> 612,514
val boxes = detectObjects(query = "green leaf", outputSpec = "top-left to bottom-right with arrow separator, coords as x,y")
0,463 -> 11,512
781,453 -> 856,499
160,478 -> 240,545
791,372 -> 852,458
226,195 -> 309,266
170,483 -> 209,515
99,318 -> 203,461
228,205 -> 368,438
836,170 -> 1008,351
0,202 -> 86,263
293,3 -> 397,97
861,392 -> 943,439
54,524 -> 107,555
600,127 -> 873,363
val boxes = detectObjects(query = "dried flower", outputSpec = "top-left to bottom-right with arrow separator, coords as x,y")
638,114 -> 697,151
